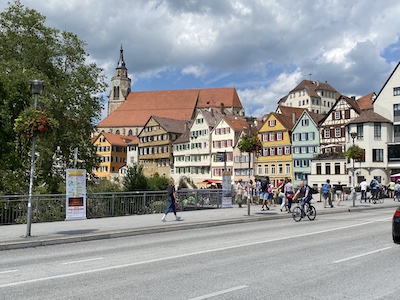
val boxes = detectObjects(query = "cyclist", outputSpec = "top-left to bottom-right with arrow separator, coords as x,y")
293,181 -> 312,216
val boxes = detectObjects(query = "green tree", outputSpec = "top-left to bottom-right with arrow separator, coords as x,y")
147,173 -> 169,191
0,1 -> 106,194
345,145 -> 365,161
237,133 -> 262,153
122,165 -> 148,191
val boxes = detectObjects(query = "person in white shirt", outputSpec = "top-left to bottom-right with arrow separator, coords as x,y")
359,179 -> 368,203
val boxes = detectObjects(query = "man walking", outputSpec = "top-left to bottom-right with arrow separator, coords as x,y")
236,179 -> 244,208
261,176 -> 270,211
360,178 -> 368,203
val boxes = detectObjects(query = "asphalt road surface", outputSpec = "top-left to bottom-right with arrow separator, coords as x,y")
0,208 -> 398,300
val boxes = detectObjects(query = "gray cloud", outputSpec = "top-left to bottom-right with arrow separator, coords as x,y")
1,0 -> 400,117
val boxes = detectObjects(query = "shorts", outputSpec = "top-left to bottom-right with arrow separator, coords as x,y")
262,192 -> 269,200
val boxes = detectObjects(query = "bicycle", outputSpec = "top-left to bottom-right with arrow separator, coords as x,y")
292,200 -> 316,222
370,188 -> 384,204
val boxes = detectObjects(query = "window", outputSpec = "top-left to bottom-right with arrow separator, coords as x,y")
324,129 -> 330,138
278,164 -> 283,174
316,163 -> 321,175
269,120 -> 276,127
295,160 -> 301,167
301,147 -> 307,153
271,164 -> 276,174
293,147 -> 300,154
302,119 -> 309,126
270,148 -> 275,156
277,132 -> 283,140
325,163 -> 331,175
372,149 -> 383,162
262,133 -> 268,141
284,146 -> 291,155
357,124 -> 364,139
394,104 -> 400,117
334,111 -> 341,120
374,123 -> 381,139
394,87 -> 400,96
301,133 -> 307,141
258,165 -> 262,175
264,165 -> 268,175
269,133 -> 275,141
286,164 -> 290,174
308,132 -> 315,140
293,133 -> 299,141
335,128 -> 341,138
277,147 -> 283,155
335,163 -> 340,174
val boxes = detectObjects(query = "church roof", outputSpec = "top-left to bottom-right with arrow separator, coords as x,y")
97,87 -> 243,128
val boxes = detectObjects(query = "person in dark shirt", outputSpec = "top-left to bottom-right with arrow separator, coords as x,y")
162,178 -> 181,222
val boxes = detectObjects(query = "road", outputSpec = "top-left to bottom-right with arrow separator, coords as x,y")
0,208 -> 398,300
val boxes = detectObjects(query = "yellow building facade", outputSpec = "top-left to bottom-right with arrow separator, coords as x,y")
256,113 -> 294,186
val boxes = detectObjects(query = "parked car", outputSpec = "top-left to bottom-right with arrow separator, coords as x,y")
392,206 -> 400,243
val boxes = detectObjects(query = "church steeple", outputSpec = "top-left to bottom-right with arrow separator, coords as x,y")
108,45 -> 132,116
117,44 -> 126,69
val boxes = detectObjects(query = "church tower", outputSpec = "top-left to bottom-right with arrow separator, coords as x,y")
108,45 -> 132,115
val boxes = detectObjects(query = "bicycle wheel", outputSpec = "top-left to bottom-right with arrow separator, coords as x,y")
292,206 -> 302,222
307,205 -> 316,221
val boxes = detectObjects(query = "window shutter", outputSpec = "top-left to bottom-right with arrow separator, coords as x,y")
341,127 -> 345,136
330,128 -> 334,137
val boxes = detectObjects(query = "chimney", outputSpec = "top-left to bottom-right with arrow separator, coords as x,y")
292,112 -> 296,124
351,96 -> 356,100
220,102 -> 225,115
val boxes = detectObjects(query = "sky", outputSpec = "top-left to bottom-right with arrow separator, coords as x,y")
2,0 -> 400,120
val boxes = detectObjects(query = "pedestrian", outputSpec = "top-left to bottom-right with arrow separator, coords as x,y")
248,179 -> 255,205
261,176 -> 270,211
278,178 -> 288,212
236,179 -> 244,208
284,178 -> 294,213
359,178 -> 368,202
335,181 -> 343,206
388,180 -> 395,198
255,178 -> 261,204
321,179 -> 333,208
268,181 -> 275,207
162,178 -> 181,222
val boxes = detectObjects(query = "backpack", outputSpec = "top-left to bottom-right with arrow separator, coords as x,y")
370,179 -> 377,189
322,184 -> 329,195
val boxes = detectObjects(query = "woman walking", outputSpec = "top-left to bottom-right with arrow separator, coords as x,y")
162,178 -> 181,222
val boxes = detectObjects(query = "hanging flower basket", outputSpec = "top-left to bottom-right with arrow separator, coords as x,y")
14,109 -> 56,139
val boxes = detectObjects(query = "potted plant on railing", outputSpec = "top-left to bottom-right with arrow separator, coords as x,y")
14,108 -> 56,139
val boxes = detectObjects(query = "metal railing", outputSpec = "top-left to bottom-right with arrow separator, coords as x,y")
0,189 -> 223,225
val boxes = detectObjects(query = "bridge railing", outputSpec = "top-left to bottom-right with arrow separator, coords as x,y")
0,189 -> 224,225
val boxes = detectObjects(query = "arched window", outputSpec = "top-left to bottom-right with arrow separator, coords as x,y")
128,129 -> 133,136
113,86 -> 120,99
115,130 -> 120,134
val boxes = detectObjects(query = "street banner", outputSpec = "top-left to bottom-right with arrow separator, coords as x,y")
66,169 -> 87,220
222,171 -> 232,208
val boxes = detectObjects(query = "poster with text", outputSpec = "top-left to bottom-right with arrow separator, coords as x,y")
222,171 -> 232,208
66,169 -> 87,220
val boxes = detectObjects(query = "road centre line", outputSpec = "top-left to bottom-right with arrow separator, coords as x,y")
187,285 -> 248,300
333,247 -> 392,264
0,217 -> 391,289
62,257 -> 104,265
0,270 -> 18,275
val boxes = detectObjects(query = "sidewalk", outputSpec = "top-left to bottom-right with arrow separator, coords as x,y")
1,196 -> 398,250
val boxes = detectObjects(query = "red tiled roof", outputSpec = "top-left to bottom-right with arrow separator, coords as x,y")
98,132 -> 133,146
348,108 -> 392,124
357,92 -> 375,110
290,80 -> 338,98
97,88 -> 242,127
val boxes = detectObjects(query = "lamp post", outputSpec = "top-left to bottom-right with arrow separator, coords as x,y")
26,80 -> 45,237
350,131 -> 357,207
245,117 -> 255,216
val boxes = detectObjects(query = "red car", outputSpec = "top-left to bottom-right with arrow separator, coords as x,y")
392,206 -> 400,243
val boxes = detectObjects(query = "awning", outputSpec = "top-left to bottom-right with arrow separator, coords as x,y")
320,144 -> 342,149
391,173 -> 400,177
196,179 -> 222,184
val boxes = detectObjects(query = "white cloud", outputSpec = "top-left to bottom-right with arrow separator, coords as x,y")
1,0 -> 400,117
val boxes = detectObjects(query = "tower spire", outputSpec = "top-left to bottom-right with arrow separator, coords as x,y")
117,44 -> 126,69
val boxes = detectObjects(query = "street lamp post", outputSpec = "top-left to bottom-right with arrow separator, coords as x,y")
350,131 -> 357,207
26,80 -> 45,237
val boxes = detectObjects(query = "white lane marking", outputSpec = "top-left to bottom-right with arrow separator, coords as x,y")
0,217 -> 392,288
333,247 -> 392,264
187,285 -> 248,300
62,257 -> 104,265
0,270 -> 18,275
